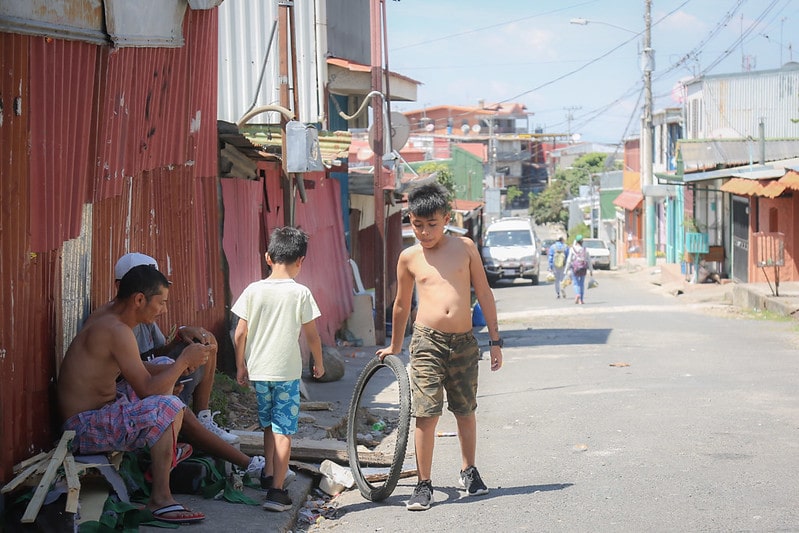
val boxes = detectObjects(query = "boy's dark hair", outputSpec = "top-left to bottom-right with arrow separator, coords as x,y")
116,264 -> 169,300
268,226 -> 309,264
407,182 -> 450,218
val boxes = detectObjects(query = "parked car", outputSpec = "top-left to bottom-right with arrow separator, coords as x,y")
582,238 -> 611,270
540,238 -> 556,256
481,217 -> 540,286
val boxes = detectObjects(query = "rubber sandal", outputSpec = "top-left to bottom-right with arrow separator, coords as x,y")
144,442 -> 193,482
151,503 -> 205,524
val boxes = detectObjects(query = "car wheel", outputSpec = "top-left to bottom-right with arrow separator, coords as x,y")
530,274 -> 539,286
487,275 -> 499,288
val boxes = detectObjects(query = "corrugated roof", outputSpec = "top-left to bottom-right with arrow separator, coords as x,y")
242,126 -> 352,166
613,190 -> 644,211
678,139 -> 799,172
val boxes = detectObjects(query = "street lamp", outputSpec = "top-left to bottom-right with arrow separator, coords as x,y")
569,18 -> 639,35
570,5 -> 655,265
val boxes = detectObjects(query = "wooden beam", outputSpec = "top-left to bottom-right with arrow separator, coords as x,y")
63,454 -> 81,514
21,431 -> 75,524
12,451 -> 51,474
236,431 -> 393,466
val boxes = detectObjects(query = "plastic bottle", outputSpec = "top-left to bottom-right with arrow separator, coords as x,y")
371,420 -> 386,431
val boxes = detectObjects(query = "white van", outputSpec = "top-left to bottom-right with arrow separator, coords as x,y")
481,217 -> 540,286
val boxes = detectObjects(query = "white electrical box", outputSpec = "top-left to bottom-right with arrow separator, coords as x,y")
286,120 -> 324,173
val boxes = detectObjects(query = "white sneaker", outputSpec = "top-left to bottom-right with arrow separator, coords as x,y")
246,455 -> 266,477
198,409 -> 240,445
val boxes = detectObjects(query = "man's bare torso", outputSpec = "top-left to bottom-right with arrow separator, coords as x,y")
406,234 -> 474,334
57,309 -> 135,421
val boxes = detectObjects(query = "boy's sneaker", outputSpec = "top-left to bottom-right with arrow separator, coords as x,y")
245,456 -> 265,478
459,465 -> 489,496
260,468 -> 296,490
262,488 -> 292,512
197,410 -> 240,445
406,480 -> 433,511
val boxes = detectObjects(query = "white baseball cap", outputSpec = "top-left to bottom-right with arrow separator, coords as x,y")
114,253 -> 159,280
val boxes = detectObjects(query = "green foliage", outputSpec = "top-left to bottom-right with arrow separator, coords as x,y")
417,162 -> 456,199
568,222 -> 591,243
529,152 -> 609,226
506,185 -> 522,203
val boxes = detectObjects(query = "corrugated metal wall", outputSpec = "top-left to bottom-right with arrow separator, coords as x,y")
685,68 -> 799,140
217,0 -> 323,125
0,8 -> 223,481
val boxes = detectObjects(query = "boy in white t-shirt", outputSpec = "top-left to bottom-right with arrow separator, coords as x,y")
232,227 -> 325,512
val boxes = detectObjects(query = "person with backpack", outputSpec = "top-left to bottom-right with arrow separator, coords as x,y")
547,236 -> 569,299
565,234 -> 594,304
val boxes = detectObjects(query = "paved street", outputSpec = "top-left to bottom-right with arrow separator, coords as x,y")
311,267 -> 799,532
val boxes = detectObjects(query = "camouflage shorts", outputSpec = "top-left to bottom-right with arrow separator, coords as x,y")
409,323 -> 479,418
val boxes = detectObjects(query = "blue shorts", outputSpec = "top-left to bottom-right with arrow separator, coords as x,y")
253,379 -> 300,435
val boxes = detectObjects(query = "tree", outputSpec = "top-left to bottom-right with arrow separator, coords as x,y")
506,185 -> 522,204
417,162 -> 456,199
528,152 -> 609,227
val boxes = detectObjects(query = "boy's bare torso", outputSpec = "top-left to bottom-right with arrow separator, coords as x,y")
405,234 -> 474,334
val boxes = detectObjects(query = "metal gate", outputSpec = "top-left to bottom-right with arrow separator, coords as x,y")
731,196 -> 749,282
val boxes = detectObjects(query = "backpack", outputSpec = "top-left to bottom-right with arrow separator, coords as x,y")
553,248 -> 566,269
571,246 -> 588,275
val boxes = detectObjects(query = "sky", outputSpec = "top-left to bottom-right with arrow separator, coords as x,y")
384,0 -> 799,145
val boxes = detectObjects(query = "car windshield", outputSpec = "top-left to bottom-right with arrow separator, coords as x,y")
582,240 -> 606,249
485,230 -> 532,247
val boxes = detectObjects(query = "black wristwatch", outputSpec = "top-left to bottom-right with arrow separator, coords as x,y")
488,338 -> 504,348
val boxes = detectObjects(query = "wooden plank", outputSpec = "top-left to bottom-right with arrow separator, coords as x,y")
365,468 -> 417,483
2,462 -> 44,494
300,401 -> 333,411
21,430 -> 75,524
236,431 -> 393,466
13,451 -> 51,474
63,454 -> 81,514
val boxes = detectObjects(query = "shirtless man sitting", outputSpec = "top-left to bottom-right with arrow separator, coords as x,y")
57,264 -> 211,523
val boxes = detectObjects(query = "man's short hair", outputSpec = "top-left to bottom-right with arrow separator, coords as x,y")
116,264 -> 169,301
115,253 -> 158,280
268,226 -> 309,264
407,182 -> 450,218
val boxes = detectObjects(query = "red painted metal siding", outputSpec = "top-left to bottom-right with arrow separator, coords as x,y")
222,176 -> 267,303
0,8 -> 221,482
93,9 -> 217,201
262,171 -> 355,345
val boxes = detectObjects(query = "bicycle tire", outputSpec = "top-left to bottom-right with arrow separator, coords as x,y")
346,354 -> 411,502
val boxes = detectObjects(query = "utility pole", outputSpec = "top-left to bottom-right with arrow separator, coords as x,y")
370,0 -> 386,344
642,0 -> 655,266
564,106 -> 582,140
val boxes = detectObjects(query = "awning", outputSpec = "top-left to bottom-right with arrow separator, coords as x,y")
613,190 -> 644,211
720,170 -> 799,198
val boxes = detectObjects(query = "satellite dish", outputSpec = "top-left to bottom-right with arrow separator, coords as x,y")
571,133 -> 582,142
425,122 -> 435,132
461,124 -> 470,134
368,111 -> 411,153
471,124 -> 482,134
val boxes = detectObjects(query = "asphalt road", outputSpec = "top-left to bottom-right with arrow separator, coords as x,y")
311,267 -> 799,532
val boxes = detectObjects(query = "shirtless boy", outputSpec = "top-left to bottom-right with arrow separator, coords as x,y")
58,264 -> 213,523
377,182 -> 503,511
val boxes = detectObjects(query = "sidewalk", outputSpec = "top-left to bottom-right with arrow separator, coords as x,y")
138,348 -> 379,533
626,257 -> 799,319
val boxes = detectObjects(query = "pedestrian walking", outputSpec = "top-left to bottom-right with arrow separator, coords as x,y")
565,234 -> 593,304
547,236 -> 569,299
